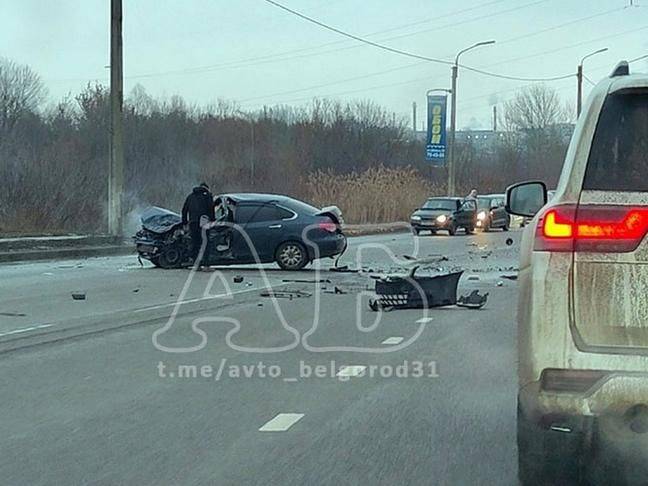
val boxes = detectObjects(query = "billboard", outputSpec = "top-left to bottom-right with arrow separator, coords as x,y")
426,95 -> 448,165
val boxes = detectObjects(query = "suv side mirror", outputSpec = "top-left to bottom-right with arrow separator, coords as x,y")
505,181 -> 547,217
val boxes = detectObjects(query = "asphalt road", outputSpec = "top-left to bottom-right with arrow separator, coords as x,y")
0,229 -> 522,486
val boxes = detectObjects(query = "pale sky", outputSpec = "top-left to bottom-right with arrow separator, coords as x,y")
2,0 -> 648,129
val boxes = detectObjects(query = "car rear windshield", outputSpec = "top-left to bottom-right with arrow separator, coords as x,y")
423,199 -> 456,211
583,90 -> 648,192
477,198 -> 492,209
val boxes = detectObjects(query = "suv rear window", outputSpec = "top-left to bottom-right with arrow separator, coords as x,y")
583,91 -> 648,192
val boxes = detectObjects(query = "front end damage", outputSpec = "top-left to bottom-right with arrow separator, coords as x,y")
133,207 -> 190,268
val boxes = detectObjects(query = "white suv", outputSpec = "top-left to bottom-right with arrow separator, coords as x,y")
506,61 -> 648,485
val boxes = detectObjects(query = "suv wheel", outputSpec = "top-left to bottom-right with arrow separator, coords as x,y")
447,223 -> 457,236
276,241 -> 308,270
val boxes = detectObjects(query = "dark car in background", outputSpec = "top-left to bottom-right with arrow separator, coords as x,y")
410,197 -> 477,236
476,194 -> 510,231
134,193 -> 346,270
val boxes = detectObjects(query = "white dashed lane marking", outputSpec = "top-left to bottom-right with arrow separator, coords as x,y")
259,413 -> 304,432
381,337 -> 404,345
336,365 -> 367,378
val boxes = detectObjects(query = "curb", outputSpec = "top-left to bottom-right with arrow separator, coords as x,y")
0,245 -> 134,264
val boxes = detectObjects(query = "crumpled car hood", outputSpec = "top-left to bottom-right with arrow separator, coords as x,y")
140,206 -> 182,234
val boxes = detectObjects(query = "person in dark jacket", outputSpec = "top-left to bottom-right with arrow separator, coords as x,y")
181,183 -> 215,266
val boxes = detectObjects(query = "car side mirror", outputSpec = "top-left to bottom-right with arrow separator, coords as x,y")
505,181 -> 547,217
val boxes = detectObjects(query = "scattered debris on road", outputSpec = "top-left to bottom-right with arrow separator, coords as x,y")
132,288 -> 140,293
402,254 -> 417,261
501,274 -> 518,281
457,290 -> 489,309
233,275 -> 244,283
329,265 -> 359,273
71,292 -> 86,301
260,289 -> 312,300
506,238 -> 514,246
467,275 -> 480,281
369,267 -> 462,311
323,286 -> 347,295
282,278 -> 331,284
497,281 -> 504,287
0,312 -> 27,317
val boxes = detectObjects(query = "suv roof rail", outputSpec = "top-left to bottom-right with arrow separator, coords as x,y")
610,61 -> 629,77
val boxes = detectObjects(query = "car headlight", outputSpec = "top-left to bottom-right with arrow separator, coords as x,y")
411,215 -> 421,221
477,211 -> 487,221
436,214 -> 448,224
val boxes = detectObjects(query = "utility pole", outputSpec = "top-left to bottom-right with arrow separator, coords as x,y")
493,105 -> 497,132
412,101 -> 417,134
577,48 -> 608,118
447,40 -> 495,196
576,64 -> 583,117
109,0 -> 124,237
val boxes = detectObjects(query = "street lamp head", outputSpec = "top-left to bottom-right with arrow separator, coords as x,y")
580,47 -> 609,65
456,40 -> 496,64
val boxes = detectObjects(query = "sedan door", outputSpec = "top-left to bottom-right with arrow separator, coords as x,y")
232,203 -> 292,263
492,198 -> 508,227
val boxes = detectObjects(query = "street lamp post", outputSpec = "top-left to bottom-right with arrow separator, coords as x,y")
236,110 -> 255,186
577,48 -> 608,117
447,40 -> 495,196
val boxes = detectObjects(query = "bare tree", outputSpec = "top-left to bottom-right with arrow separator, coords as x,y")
504,84 -> 568,131
0,57 -> 47,137
503,84 -> 571,183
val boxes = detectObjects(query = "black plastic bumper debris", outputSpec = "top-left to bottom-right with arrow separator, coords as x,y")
369,268 -> 463,311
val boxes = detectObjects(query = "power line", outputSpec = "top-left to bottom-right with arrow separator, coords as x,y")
238,61 -> 427,103
262,0 -> 575,82
262,0 -> 453,66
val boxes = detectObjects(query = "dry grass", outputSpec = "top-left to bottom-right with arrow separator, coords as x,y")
305,166 -> 441,224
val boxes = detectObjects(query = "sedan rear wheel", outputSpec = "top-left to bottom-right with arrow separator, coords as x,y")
276,242 -> 308,270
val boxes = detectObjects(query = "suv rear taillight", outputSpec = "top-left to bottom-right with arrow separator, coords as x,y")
535,204 -> 648,253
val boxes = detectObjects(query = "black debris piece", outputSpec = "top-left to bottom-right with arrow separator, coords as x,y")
323,286 -> 347,295
133,289 -> 140,293
369,267 -> 463,311
0,312 -> 27,317
501,274 -> 518,281
506,238 -> 514,246
457,290 -> 489,309
71,292 -> 86,301
282,278 -> 331,284
233,275 -> 244,283
260,289 -> 312,300
329,265 -> 359,273
402,254 -> 417,261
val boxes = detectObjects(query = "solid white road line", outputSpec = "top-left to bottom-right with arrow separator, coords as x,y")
336,365 -> 367,378
259,413 -> 304,432
0,323 -> 52,338
416,317 -> 434,323
381,337 -> 404,345
134,286 -> 269,313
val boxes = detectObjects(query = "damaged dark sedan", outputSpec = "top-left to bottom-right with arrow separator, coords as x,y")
134,193 -> 346,270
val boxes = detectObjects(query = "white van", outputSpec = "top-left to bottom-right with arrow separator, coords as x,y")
506,61 -> 648,485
